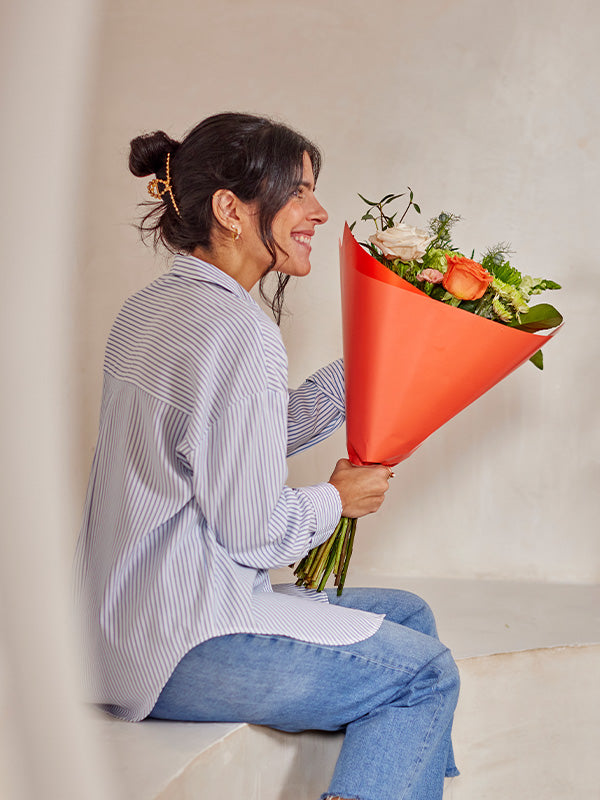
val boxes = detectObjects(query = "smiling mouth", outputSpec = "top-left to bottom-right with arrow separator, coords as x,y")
291,233 -> 313,250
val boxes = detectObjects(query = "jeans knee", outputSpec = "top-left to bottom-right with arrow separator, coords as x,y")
405,594 -> 439,638
393,646 -> 460,715
436,649 -> 460,705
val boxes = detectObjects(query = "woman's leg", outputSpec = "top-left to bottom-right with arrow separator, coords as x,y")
325,587 -> 459,782
324,587 -> 441,637
148,604 -> 459,800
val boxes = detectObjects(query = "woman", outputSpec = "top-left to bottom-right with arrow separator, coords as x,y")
74,112 -> 459,800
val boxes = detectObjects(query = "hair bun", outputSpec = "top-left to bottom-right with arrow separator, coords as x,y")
129,131 -> 180,178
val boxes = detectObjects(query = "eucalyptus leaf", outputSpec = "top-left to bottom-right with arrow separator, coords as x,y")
349,221 -> 356,232
413,203 -> 421,214
511,304 -> 563,332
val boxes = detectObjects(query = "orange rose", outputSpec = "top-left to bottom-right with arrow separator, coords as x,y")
443,255 -> 493,301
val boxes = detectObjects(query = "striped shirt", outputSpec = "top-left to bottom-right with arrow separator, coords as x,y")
74,254 -> 382,722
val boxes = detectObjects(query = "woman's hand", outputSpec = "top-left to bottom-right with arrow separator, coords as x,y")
328,458 -> 393,518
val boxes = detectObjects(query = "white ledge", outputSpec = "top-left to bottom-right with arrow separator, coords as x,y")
93,576 -> 600,800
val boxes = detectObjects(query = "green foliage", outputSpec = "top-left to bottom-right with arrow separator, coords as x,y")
536,279 -> 561,291
420,247 -> 453,273
481,245 -> 520,286
428,212 -> 461,251
510,304 -> 563,332
355,189 -> 421,232
521,275 -> 562,295
387,258 -> 423,283
359,240 -> 387,262
529,350 -> 544,370
350,188 -> 563,367
492,296 -> 514,322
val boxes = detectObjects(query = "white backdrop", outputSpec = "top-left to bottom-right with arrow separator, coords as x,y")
75,0 -> 599,583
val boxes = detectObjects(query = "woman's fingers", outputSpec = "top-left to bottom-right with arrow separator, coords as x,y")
328,460 -> 394,518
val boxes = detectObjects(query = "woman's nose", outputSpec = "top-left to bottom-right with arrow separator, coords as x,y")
310,197 -> 328,225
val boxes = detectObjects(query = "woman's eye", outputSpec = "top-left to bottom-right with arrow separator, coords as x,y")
292,186 -> 304,198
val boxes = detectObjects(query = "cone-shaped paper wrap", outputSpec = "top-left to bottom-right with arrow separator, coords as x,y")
341,224 -> 556,466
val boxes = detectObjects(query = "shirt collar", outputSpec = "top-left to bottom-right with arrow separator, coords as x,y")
170,253 -> 255,304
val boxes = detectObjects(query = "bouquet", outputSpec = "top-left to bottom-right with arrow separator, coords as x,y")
294,190 -> 562,594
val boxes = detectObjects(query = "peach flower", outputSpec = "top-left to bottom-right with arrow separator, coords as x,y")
443,255 -> 493,301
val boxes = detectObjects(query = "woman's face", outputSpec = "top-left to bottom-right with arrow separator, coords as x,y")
270,151 -> 328,277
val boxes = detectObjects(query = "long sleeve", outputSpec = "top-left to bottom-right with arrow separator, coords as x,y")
287,359 -> 346,457
182,388 -> 342,570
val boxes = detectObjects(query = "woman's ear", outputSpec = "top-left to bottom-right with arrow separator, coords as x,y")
211,190 -> 243,237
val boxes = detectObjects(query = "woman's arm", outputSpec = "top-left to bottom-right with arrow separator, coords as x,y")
287,359 -> 345,457
180,388 -> 342,570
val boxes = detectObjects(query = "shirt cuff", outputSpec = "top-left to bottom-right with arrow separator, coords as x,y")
296,482 -> 342,549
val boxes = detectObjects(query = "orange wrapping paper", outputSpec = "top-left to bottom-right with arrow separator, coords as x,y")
340,224 -> 557,466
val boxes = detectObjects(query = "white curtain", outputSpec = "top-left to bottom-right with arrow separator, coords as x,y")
0,1 -> 116,797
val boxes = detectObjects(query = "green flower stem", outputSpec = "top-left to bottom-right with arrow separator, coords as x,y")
317,532 -> 342,592
334,517 -> 352,587
294,545 -> 318,584
295,520 -> 337,583
336,518 -> 357,596
319,520 -> 348,591
293,553 -> 308,581
332,517 -> 349,575
302,540 -> 323,573
294,543 -> 322,584
294,516 -> 358,594
305,533 -> 337,587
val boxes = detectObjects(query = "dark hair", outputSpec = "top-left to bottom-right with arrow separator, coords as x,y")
129,113 -> 322,324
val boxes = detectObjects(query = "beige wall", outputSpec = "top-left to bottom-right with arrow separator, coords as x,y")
75,0 -> 599,583
1,2 -> 597,797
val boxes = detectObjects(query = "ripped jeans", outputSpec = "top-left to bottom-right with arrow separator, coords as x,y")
149,588 -> 460,800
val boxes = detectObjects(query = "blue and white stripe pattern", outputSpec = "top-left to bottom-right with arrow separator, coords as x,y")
74,254 -> 382,722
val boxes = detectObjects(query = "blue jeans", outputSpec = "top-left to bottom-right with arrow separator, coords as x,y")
149,588 -> 460,800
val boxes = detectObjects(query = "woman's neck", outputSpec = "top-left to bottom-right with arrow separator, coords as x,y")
191,243 -> 264,292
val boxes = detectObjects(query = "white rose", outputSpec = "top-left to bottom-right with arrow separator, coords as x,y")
369,224 -> 434,262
